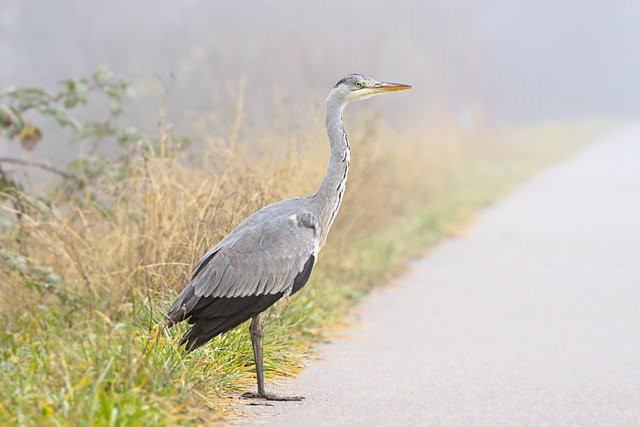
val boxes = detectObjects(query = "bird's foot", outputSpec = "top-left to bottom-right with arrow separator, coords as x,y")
241,391 -> 304,401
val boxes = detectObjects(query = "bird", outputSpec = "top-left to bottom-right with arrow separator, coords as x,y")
167,74 -> 412,401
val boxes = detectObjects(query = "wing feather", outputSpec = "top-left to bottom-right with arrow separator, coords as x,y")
168,207 -> 319,332
190,212 -> 317,299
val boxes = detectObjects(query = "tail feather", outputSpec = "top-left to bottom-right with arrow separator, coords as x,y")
167,284 -> 201,326
178,292 -> 284,352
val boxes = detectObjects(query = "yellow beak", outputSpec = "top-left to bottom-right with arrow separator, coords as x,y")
374,82 -> 413,93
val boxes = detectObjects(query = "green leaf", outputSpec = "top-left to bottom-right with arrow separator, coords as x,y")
93,68 -> 112,85
64,93 -> 79,109
39,106 -> 81,130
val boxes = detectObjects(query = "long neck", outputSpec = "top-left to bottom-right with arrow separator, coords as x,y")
313,93 -> 351,247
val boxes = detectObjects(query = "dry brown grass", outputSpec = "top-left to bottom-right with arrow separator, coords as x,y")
0,108 -> 601,424
0,112 -> 436,313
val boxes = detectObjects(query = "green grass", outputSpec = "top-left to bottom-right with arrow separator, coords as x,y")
0,122 -> 603,425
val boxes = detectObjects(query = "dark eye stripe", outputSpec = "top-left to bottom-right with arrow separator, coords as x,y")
334,77 -> 350,87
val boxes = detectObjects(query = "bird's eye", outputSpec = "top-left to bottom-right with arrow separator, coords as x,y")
356,81 -> 365,89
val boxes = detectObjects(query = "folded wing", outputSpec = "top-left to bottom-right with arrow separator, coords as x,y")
167,212 -> 318,350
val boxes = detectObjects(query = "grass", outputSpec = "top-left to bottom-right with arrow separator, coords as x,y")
0,112 -> 604,425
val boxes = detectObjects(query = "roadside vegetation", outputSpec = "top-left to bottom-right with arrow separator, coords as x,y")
0,72 -> 602,425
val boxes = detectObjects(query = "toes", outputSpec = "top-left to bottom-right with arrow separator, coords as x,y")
240,391 -> 304,401
240,392 -> 260,399
264,394 -> 305,401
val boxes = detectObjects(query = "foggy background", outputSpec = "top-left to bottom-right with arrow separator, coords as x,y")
1,0 -> 639,159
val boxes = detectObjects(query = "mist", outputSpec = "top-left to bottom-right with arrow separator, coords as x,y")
2,0 -> 639,129
3,3 -> 639,423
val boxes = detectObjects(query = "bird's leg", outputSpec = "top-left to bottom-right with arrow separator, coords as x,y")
251,313 -> 267,396
240,313 -> 304,402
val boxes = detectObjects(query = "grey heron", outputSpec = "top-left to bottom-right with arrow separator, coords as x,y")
167,74 -> 411,401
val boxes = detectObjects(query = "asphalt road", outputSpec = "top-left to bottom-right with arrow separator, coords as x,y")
237,129 -> 640,426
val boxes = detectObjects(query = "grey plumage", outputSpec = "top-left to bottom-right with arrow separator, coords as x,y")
166,74 -> 411,400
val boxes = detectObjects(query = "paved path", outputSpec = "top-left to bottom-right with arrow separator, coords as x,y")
238,129 -> 640,426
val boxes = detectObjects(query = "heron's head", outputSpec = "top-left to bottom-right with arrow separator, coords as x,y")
329,74 -> 412,106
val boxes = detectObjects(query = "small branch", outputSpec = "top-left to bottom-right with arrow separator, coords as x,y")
5,82 -> 103,114
228,75 -> 246,151
0,163 -> 24,221
0,157 -> 82,184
